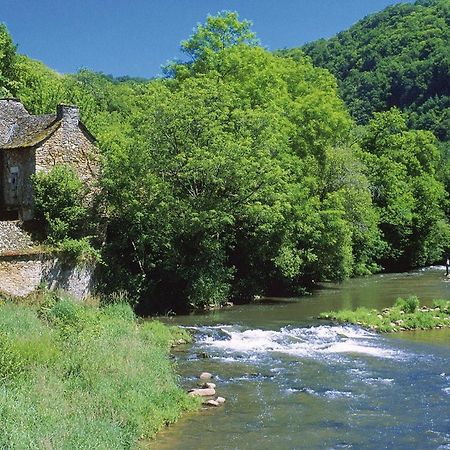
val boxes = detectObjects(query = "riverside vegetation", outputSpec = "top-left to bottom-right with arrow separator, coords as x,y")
0,291 -> 198,450
1,1 -> 450,313
320,296 -> 450,332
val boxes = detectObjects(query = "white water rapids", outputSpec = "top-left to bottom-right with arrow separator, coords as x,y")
194,324 -> 403,359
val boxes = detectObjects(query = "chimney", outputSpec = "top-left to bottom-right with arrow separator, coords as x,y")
56,104 -> 79,127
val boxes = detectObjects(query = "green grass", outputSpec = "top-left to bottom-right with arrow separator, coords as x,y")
0,291 -> 198,449
319,296 -> 450,332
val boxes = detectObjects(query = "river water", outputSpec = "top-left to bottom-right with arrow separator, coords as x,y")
151,268 -> 450,450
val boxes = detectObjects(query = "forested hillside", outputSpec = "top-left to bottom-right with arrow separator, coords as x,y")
297,0 -> 450,143
1,9 -> 449,313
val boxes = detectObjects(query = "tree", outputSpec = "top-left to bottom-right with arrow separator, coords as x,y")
359,109 -> 450,268
102,39 -> 378,311
0,24 -> 17,97
181,11 -> 259,62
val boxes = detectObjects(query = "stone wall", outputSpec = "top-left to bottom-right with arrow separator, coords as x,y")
0,221 -> 34,253
0,253 -> 95,299
35,116 -> 100,190
43,257 -> 95,300
0,255 -> 42,297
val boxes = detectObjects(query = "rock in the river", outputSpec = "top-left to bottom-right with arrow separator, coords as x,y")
199,372 -> 213,380
216,396 -> 226,404
205,399 -> 219,407
201,382 -> 216,389
188,388 -> 216,397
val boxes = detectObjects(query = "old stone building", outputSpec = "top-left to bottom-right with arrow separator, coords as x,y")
0,98 -> 99,221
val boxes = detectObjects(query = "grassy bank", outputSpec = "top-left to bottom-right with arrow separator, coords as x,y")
0,291 -> 198,449
319,296 -> 450,332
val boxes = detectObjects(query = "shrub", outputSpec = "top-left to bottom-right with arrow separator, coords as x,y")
101,302 -> 135,322
433,299 -> 450,312
32,164 -> 88,243
57,237 -> 101,264
43,297 -> 85,328
394,295 -> 420,313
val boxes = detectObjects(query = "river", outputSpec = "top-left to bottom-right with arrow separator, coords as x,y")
150,268 -> 450,450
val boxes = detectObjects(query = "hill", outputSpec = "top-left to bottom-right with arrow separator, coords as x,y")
287,0 -> 450,142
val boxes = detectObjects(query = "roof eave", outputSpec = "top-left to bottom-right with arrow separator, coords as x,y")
0,121 -> 61,150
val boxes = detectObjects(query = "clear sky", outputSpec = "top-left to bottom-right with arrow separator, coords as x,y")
1,0 -> 412,78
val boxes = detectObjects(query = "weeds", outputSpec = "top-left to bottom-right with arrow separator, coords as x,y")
0,292 -> 197,449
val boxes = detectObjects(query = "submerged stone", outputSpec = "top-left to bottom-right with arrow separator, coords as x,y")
200,372 -> 213,380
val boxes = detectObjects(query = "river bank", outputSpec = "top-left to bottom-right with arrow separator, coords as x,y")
0,291 -> 197,449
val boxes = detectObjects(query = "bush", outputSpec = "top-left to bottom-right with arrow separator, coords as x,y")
32,165 -> 89,243
394,295 -> 420,313
101,301 -> 135,322
57,237 -> 101,264
433,299 -> 450,312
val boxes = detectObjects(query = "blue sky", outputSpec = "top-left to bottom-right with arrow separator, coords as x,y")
1,0 -> 412,78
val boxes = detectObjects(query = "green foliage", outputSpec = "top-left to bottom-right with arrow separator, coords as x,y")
102,32 -> 379,311
298,0 -> 450,143
32,165 -> 100,262
56,238 -> 101,263
32,165 -> 88,241
0,295 -> 197,449
101,301 -> 135,322
0,23 -> 17,97
180,10 -> 259,62
13,55 -> 65,114
0,334 -> 26,382
320,295 -> 450,332
433,298 -> 450,312
357,109 -> 450,268
394,295 -> 420,313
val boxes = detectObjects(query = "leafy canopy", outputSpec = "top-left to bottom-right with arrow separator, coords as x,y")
181,11 -> 259,62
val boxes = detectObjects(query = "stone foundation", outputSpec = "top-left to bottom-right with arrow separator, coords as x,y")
0,253 -> 95,299
0,221 -> 35,253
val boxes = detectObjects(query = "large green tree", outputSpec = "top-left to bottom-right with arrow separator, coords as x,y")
181,11 -> 259,62
358,109 -> 450,268
101,20 -> 380,311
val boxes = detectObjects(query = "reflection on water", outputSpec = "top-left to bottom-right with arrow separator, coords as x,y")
149,269 -> 450,450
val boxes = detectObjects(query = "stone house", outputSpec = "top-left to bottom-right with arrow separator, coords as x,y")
0,98 -> 99,221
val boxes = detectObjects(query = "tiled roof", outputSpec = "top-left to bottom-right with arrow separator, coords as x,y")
0,114 -> 61,149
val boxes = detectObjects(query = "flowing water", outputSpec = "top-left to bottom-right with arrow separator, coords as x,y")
150,268 -> 450,450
